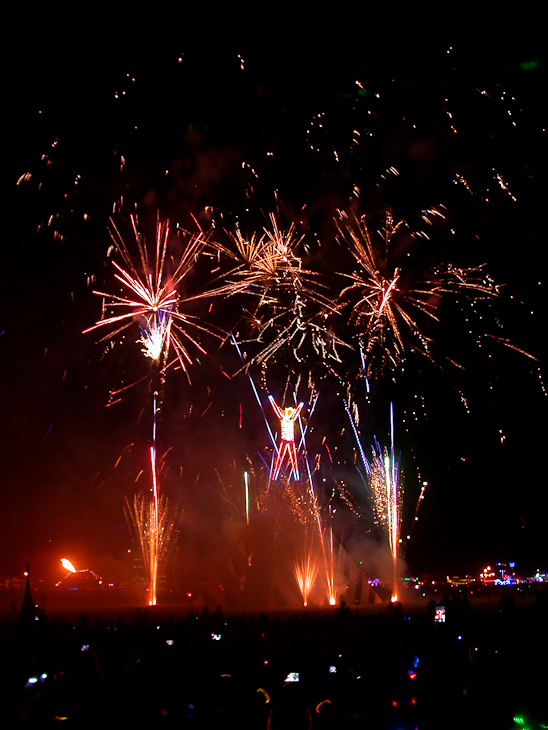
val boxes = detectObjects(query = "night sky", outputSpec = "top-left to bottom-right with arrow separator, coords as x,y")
1,18 -> 546,585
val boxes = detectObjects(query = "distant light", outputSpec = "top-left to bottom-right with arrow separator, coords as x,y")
61,558 -> 76,573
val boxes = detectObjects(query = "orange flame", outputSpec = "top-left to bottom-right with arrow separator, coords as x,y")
60,558 -> 76,573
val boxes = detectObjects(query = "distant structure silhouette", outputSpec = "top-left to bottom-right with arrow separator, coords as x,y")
17,564 -> 36,625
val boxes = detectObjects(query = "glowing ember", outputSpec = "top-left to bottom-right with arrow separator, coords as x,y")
60,558 -> 76,573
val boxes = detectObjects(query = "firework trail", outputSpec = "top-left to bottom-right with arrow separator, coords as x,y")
149,392 -> 159,605
231,333 -> 277,450
244,470 -> 250,525
230,333 -> 280,492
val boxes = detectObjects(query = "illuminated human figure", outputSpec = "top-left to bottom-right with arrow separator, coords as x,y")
269,395 -> 304,481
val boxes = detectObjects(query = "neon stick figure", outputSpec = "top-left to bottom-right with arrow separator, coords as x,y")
269,395 -> 304,481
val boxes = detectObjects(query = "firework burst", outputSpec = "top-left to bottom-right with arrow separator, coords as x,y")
217,213 -> 342,372
84,214 -> 226,374
336,208 -> 501,381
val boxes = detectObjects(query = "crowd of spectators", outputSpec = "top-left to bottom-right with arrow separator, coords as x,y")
0,587 -> 547,728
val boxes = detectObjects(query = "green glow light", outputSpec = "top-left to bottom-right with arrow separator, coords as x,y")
520,60 -> 540,72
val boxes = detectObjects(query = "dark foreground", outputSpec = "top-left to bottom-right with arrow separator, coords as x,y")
1,589 -> 547,729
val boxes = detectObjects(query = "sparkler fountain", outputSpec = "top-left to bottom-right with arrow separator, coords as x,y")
365,406 -> 403,602
294,536 -> 320,607
345,400 -> 403,602
292,392 -> 337,606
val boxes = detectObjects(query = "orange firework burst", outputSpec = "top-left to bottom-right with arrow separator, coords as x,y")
217,213 -> 341,368
223,213 -> 306,290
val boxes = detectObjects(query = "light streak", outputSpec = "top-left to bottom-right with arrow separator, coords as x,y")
231,334 -> 277,450
244,470 -> 250,525
343,399 -> 369,476
149,445 -> 159,605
